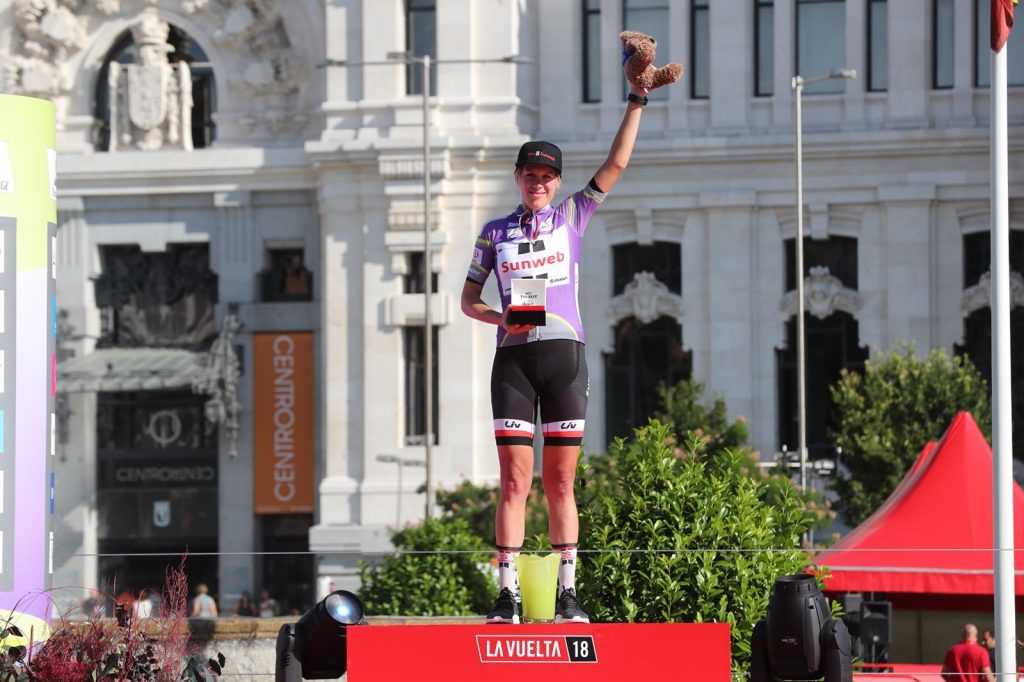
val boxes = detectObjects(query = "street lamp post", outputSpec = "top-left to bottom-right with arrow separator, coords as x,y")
790,68 -> 856,498
322,54 -> 529,521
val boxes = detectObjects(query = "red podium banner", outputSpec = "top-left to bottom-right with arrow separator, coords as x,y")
347,622 -> 731,681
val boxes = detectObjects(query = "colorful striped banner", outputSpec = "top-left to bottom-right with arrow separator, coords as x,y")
0,94 -> 57,635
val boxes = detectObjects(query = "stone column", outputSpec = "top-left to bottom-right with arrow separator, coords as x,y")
710,0 -> 752,132
702,198 -> 758,432
886,0 -> 929,127
213,191 -> 255,303
212,191 -> 256,613
951,0 -> 977,124
843,0 -> 867,126
52,196 -> 98,614
772,0 -> 795,129
876,186 -> 938,348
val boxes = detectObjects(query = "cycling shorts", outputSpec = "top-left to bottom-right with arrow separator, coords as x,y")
490,339 -> 589,447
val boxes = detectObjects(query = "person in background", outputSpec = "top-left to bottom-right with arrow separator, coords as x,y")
114,586 -> 135,613
942,623 -> 995,682
132,587 -> 154,620
234,590 -> 256,617
258,588 -> 278,618
190,583 -> 218,619
281,253 -> 311,297
81,588 -> 108,619
981,628 -> 997,674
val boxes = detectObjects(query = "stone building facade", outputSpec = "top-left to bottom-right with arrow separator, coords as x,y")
0,0 -> 1020,613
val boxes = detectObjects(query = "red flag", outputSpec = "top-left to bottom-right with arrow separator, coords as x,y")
992,0 -> 1019,53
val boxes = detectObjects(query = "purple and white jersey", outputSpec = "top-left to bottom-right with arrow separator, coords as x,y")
466,184 -> 607,347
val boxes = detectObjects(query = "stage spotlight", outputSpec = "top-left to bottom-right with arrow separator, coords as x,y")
275,590 -> 367,681
750,574 -> 852,682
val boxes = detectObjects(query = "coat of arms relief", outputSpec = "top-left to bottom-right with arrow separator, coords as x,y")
2,0 -> 308,146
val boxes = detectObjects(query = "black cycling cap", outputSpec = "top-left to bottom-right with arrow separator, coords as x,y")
515,140 -> 562,175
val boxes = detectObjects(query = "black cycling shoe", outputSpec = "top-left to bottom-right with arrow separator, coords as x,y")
554,587 -> 590,623
486,587 -> 521,624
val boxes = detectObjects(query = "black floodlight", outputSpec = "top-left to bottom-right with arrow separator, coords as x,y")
275,590 -> 367,681
750,574 -> 852,682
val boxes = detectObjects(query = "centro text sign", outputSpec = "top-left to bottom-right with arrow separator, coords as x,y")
253,332 -> 314,513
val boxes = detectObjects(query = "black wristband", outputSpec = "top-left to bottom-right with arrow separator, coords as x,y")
627,93 -> 648,106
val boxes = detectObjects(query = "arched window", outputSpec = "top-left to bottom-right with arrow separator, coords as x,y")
604,242 -> 691,443
93,24 -> 216,151
955,230 -> 1024,460
777,311 -> 867,459
777,236 -> 867,460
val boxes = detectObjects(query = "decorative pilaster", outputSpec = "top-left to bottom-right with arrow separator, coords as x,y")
213,191 -> 254,303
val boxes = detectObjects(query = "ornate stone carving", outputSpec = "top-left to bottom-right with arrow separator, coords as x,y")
780,266 -> 863,320
607,271 -> 684,325
93,243 -> 218,347
107,9 -> 193,151
3,0 -> 309,138
961,269 -> 1024,316
192,312 -> 243,458
3,0 -> 89,98
214,0 -> 307,134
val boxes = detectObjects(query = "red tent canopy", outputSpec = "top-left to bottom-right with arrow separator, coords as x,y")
813,412 -> 1024,595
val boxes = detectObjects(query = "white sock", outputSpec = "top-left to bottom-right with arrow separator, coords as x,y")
554,544 -> 577,593
495,546 -> 521,596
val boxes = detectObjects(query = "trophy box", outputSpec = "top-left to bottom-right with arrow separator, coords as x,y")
508,278 -> 547,326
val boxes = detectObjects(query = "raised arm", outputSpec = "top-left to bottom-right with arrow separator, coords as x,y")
591,85 -> 647,194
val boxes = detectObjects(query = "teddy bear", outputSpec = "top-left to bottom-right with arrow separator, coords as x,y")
620,30 -> 683,92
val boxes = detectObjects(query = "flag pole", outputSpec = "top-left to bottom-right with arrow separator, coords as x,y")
990,3 -> 1016,675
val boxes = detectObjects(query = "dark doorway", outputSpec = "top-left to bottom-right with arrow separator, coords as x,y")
259,514 -> 315,617
96,390 -> 219,609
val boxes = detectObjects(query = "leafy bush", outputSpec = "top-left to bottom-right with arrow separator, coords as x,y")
578,422 -> 811,676
358,516 -> 496,616
830,344 -> 991,526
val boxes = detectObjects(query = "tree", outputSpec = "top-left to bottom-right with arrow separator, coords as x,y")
829,344 -> 991,526
578,422 -> 811,677
653,379 -> 749,453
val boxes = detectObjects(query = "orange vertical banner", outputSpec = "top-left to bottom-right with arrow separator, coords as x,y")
253,332 -> 315,514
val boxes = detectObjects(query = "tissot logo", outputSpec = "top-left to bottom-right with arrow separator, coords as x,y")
560,422 -> 577,430
504,420 -> 521,429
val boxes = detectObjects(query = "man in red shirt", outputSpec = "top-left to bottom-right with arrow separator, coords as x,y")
942,624 -> 995,682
